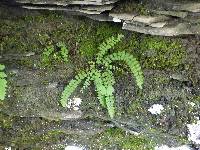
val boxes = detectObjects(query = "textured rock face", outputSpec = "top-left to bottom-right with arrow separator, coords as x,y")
0,2 -> 200,150
16,0 -> 117,5
16,0 -> 118,14
14,0 -> 200,36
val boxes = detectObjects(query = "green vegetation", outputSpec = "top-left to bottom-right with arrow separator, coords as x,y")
0,64 -> 7,100
77,22 -> 122,58
60,34 -> 144,118
7,118 -> 67,148
0,9 -> 188,149
139,36 -> 185,69
92,128 -> 155,150
112,0 -> 149,15
41,42 -> 69,66
0,113 -> 13,128
0,10 -> 185,70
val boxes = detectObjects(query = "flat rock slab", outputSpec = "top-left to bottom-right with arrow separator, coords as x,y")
0,66 -> 84,120
12,0 -> 200,36
16,0 -> 118,5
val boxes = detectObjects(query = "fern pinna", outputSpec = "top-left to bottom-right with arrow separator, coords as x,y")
0,64 -> 7,100
60,34 -> 144,119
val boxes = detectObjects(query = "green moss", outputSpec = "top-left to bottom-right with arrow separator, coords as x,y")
96,23 -> 122,40
18,58 -> 35,68
11,119 -> 66,148
154,75 -> 170,84
0,11 -> 73,55
77,22 -> 123,58
91,128 -> 155,149
40,130 -> 66,144
0,7 -> 186,71
194,96 -> 200,102
0,113 -> 13,128
112,0 -> 149,15
128,98 -> 147,115
78,36 -> 97,58
139,36 -> 186,70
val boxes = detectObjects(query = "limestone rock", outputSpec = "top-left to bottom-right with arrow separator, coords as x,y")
14,0 -> 200,36
122,21 -> 200,36
16,0 -> 118,5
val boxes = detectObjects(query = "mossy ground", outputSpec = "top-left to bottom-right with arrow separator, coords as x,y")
89,128 -> 156,150
0,4 -> 189,149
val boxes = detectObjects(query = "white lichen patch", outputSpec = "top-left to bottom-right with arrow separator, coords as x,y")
188,102 -> 195,107
155,145 -> 192,150
5,147 -> 11,150
73,97 -> 82,106
148,104 -> 164,115
65,145 -> 84,150
187,120 -> 200,144
66,97 -> 82,111
113,17 -> 121,22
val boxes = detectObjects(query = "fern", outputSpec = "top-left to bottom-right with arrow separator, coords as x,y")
81,75 -> 92,91
41,45 -> 54,66
60,34 -> 144,119
103,51 -> 144,89
96,34 -> 124,64
101,70 -> 115,118
56,42 -> 69,63
60,71 -> 87,107
41,43 -> 69,66
92,69 -> 107,107
81,67 -> 95,91
0,64 -> 7,100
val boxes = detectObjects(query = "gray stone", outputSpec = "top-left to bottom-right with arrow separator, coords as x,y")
16,0 -> 118,5
122,22 -> 200,36
14,0 -> 200,36
109,13 -> 137,21
131,15 -> 170,25
153,10 -> 188,18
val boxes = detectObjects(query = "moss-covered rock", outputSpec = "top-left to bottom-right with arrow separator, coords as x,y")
139,36 -> 186,69
0,4 -> 199,150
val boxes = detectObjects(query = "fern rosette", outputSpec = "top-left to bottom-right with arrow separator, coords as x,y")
60,34 -> 144,119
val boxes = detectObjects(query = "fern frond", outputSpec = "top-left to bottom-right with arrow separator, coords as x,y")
42,45 -> 54,65
0,64 -> 7,101
101,70 -> 115,87
0,79 -> 7,100
96,34 -> 124,63
82,75 -> 91,91
0,72 -> 7,78
57,42 -> 68,63
105,95 -> 115,119
60,71 -> 87,107
104,51 -> 144,89
43,45 -> 54,57
93,69 -> 116,118
0,64 -> 5,70
102,70 -> 115,118
92,70 -> 107,107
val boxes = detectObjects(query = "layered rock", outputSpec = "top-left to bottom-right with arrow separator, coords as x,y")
1,2 -> 200,149
15,0 -> 200,36
16,0 -> 118,14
